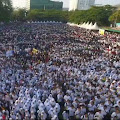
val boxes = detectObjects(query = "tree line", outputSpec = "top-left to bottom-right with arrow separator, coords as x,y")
0,0 -> 120,26
0,0 -> 12,22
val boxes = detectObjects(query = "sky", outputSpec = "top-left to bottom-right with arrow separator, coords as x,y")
55,0 -> 120,8
12,0 -> 120,8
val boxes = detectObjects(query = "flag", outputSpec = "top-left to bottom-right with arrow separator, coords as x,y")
32,48 -> 39,54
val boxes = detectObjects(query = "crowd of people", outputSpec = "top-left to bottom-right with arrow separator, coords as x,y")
0,22 -> 120,120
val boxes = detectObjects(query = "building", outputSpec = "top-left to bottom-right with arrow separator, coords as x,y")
94,4 -> 103,7
30,0 -> 63,10
77,0 -> 95,10
69,0 -> 95,11
95,0 -> 120,6
69,0 -> 78,11
63,8 -> 69,11
26,0 -> 30,10
11,0 -> 30,10
11,0 -> 63,10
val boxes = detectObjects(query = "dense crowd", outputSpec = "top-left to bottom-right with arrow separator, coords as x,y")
0,22 -> 120,120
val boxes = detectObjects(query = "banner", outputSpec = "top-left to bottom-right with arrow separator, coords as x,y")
99,29 -> 105,35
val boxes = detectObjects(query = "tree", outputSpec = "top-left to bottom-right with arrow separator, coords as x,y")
12,9 -> 27,21
0,0 -> 13,21
109,10 -> 120,23
27,10 -> 69,23
68,5 -> 115,26
7,4 -> 116,26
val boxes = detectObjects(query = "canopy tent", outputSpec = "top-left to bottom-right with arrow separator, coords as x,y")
67,22 -> 79,27
90,22 -> 99,30
84,22 -> 89,29
78,23 -> 83,27
80,22 -> 86,28
79,22 -> 99,30
87,22 -> 93,30
67,22 -> 100,30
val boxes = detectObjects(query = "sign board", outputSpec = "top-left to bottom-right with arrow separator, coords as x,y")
99,29 -> 105,35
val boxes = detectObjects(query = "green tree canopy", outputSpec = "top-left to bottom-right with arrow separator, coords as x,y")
12,9 -> 27,21
69,5 -> 115,26
27,10 -> 68,23
0,2 -> 117,26
0,0 -> 13,22
109,10 -> 120,23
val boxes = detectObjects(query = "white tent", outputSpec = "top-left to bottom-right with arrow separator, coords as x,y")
78,23 -> 83,27
79,22 -> 99,30
87,22 -> 93,29
76,24 -> 80,27
67,22 -> 99,30
70,23 -> 74,26
67,22 -> 71,25
84,22 -> 89,29
80,22 -> 86,28
90,22 -> 99,30
68,23 -> 78,27
74,23 -> 79,27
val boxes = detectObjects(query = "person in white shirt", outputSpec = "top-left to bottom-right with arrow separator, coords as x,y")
94,110 -> 104,120
68,105 -> 75,119
88,101 -> 96,112
81,113 -> 89,120
30,112 -> 36,120
62,110 -> 69,120
75,107 -> 81,120
54,103 -> 60,114
40,111 -> 47,120
57,92 -> 63,103
88,112 -> 94,120
116,109 -> 120,120
51,115 -> 59,120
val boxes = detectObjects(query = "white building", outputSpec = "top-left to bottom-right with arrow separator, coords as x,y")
69,0 -> 95,11
11,0 -> 30,10
26,0 -> 30,10
69,0 -> 78,11
95,0 -> 120,6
